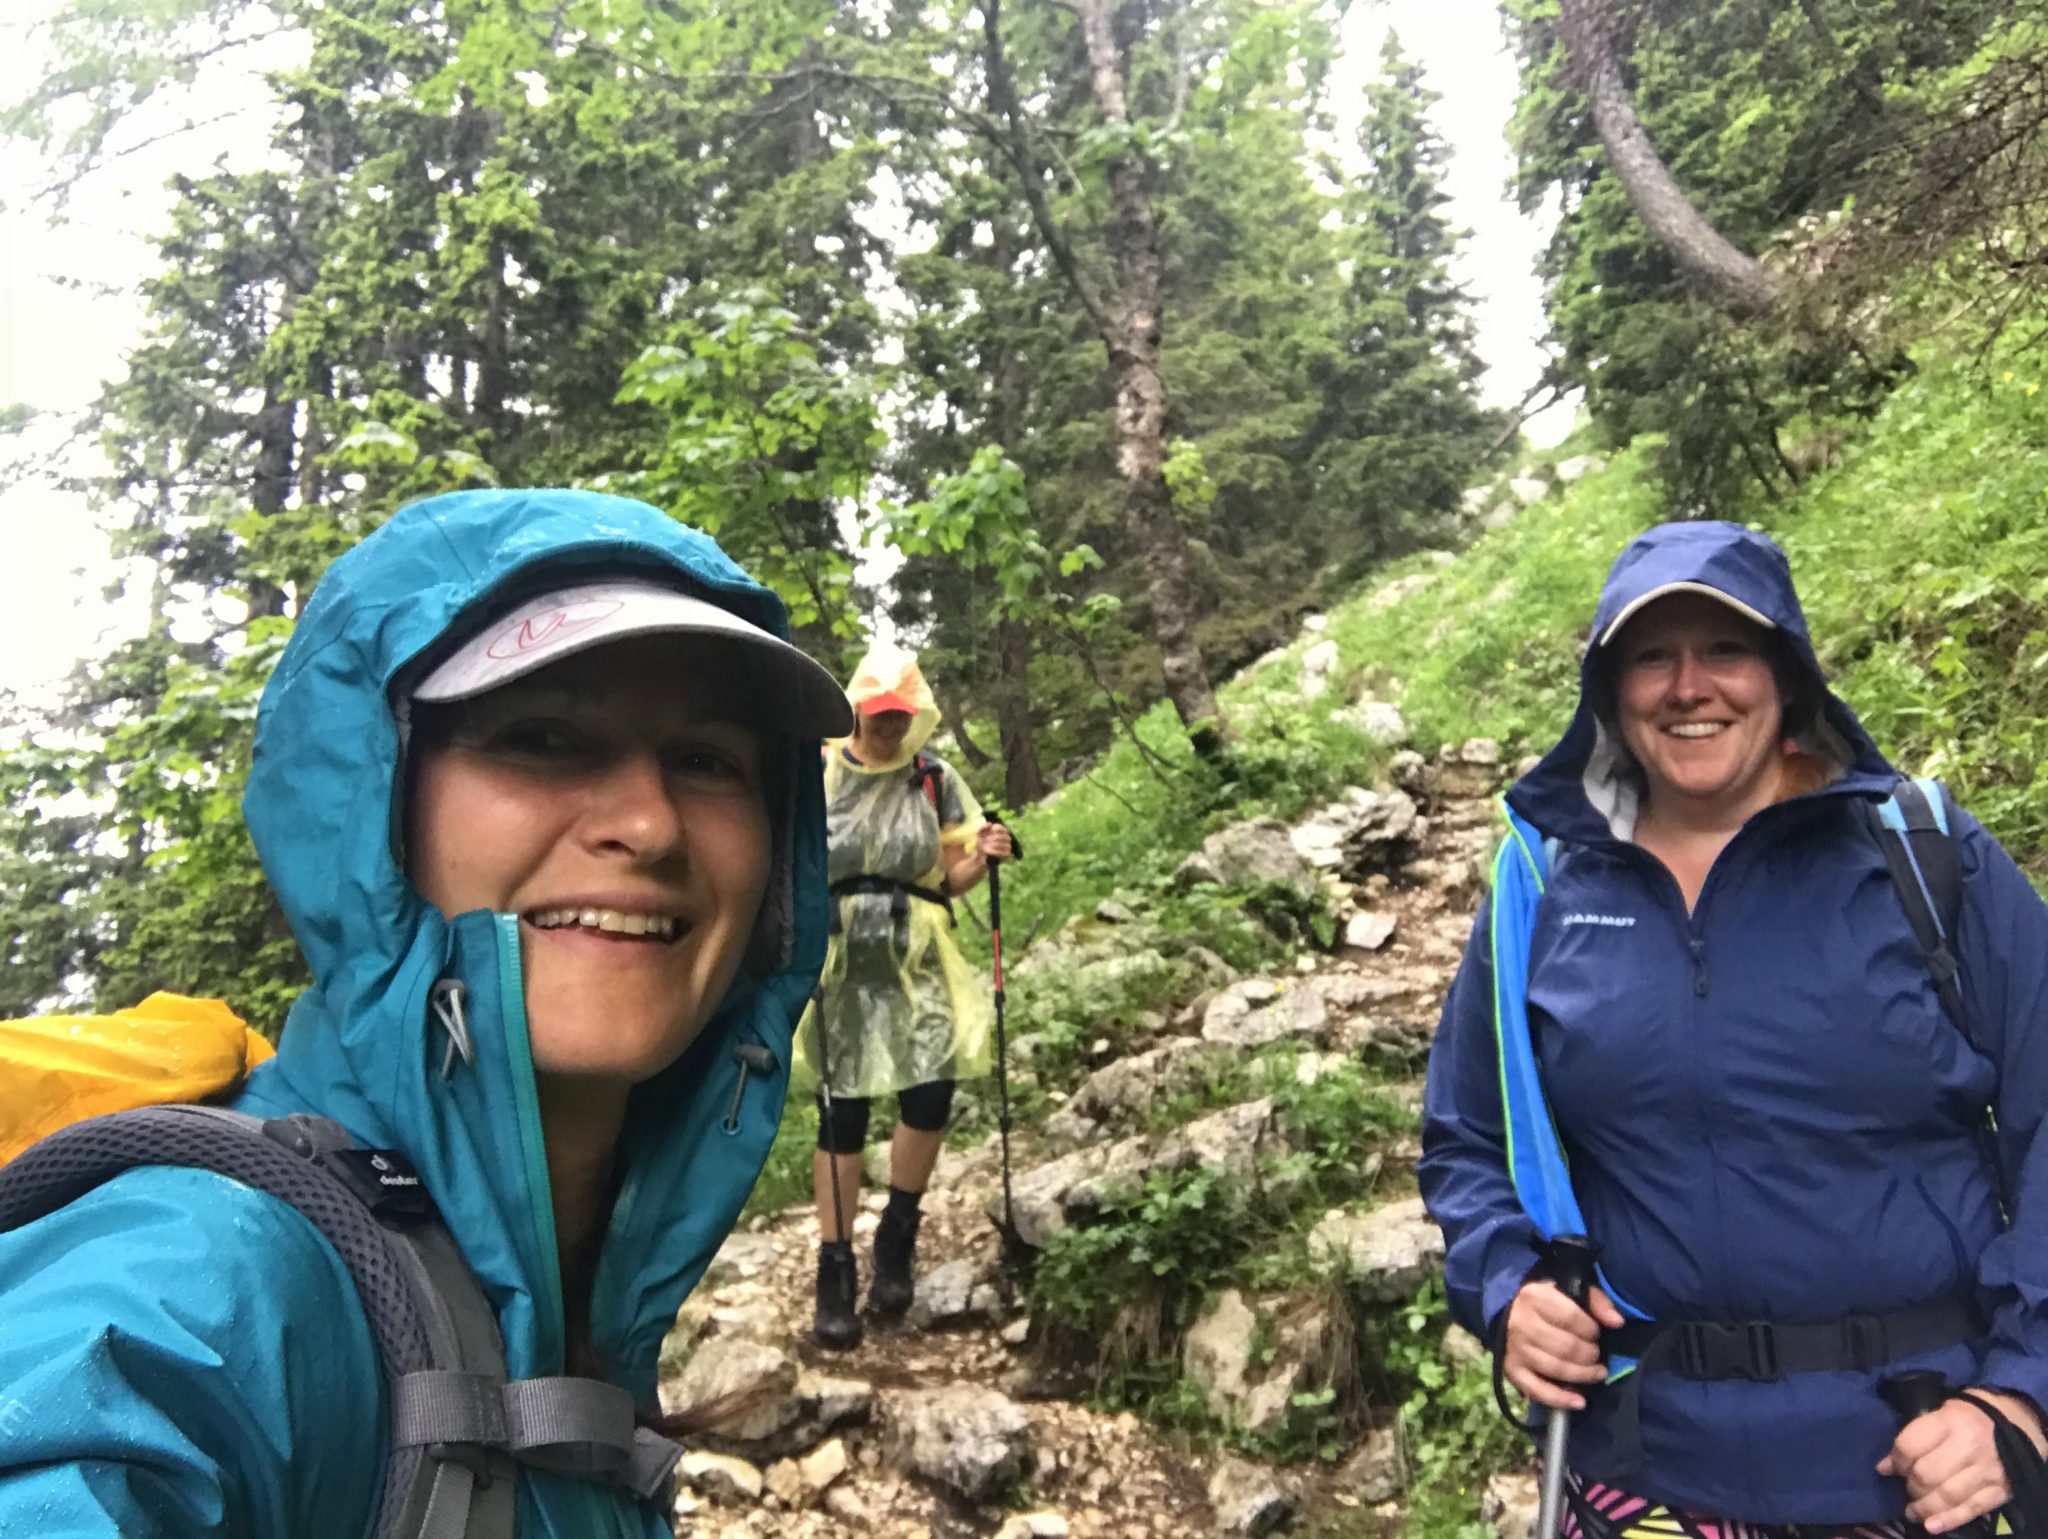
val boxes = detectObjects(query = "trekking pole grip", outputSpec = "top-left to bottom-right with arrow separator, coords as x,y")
1880,1370 -> 1954,1424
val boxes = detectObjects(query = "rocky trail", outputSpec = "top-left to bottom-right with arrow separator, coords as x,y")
657,740 -> 1544,1539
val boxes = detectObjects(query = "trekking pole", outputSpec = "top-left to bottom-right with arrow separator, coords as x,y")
986,814 -> 1031,1276
813,988 -> 855,1288
1534,1233 -> 1601,1539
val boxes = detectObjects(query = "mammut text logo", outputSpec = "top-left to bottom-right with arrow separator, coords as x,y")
1562,912 -> 1636,929
485,598 -> 624,659
0,1398 -> 29,1438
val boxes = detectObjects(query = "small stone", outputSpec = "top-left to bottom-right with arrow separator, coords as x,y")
906,1258 -> 983,1329
997,1514 -> 1073,1539
678,1451 -> 765,1503
1459,737 -> 1501,766
763,1459 -> 803,1506
823,1486 -> 872,1526
1240,979 -> 1281,1005
1001,1316 -> 1032,1346
881,1385 -> 1032,1500
1343,912 -> 1397,952
799,1437 -> 849,1493
1208,1455 -> 1294,1535
1095,899 -> 1138,924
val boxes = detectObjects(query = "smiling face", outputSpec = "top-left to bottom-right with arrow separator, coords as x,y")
854,708 -> 915,760
407,634 -> 774,1086
1612,593 -> 1788,824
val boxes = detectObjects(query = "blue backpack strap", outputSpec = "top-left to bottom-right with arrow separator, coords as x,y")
1864,777 -> 2009,1223
1488,802 -> 1651,1351
1867,776 -> 1969,1046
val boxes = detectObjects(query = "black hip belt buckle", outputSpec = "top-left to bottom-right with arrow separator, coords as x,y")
1675,1320 -> 1780,1382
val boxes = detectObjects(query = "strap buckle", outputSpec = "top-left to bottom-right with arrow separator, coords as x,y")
1675,1321 -> 1780,1382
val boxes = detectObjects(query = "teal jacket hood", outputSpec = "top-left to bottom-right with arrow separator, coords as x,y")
237,488 -> 829,1402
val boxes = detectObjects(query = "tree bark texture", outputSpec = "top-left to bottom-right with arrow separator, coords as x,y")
1071,0 -> 1222,734
996,616 -> 1048,805
989,275 -> 1049,807
1557,0 -> 1785,315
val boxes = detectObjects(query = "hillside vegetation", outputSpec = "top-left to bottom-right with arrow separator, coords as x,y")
727,335 -> 2048,1534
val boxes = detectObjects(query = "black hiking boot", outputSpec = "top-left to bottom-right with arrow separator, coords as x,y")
812,1241 -> 862,1350
868,1198 -> 922,1317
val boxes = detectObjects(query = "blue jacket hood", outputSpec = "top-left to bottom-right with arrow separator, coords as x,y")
1506,520 -> 1896,843
237,488 -> 829,1401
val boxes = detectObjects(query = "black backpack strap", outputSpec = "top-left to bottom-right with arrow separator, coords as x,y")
1863,776 -> 1970,1046
1862,778 -> 2009,1219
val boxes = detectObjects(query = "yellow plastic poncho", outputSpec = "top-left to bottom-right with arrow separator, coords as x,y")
792,644 -> 995,1098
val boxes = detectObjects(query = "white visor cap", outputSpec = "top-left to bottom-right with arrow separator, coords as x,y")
412,578 -> 854,739
1597,581 -> 1777,649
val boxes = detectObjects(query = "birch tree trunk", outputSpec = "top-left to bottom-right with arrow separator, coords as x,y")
1071,0 -> 1222,736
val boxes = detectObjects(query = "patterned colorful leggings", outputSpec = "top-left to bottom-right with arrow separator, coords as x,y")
1562,1475 -> 1911,1539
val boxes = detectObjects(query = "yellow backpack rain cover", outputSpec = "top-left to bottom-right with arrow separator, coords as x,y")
0,992 -> 275,1166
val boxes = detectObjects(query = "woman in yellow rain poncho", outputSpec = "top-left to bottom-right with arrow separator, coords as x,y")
795,642 -> 1012,1349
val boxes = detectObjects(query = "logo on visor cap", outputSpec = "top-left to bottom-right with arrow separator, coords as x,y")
484,599 -> 626,661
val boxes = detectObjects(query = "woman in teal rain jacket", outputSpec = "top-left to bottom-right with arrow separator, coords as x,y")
0,488 -> 849,1536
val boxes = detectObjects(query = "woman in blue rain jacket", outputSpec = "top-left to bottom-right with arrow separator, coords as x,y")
0,488 -> 850,1536
1421,521 -> 2048,1535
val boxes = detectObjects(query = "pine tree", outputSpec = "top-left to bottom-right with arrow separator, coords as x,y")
1312,31 -> 1498,566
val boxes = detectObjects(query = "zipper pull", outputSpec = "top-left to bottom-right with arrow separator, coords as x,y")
722,1042 -> 780,1134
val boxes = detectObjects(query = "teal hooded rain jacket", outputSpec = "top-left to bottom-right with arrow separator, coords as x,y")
0,489 -> 831,1537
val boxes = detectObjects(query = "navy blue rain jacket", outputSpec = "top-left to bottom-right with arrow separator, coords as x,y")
1419,521 -> 2048,1520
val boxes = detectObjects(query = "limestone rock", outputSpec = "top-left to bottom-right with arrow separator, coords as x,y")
1054,1038 -> 1222,1136
1208,1456 -> 1295,1536
661,1337 -> 800,1444
1554,454 -> 1598,483
1388,750 -> 1428,796
1195,816 -> 1318,898
1308,1197 -> 1445,1300
1182,1290 -> 1337,1437
1340,1425 -> 1403,1503
678,1451 -> 764,1504
882,1385 -> 1032,1501
1172,850 -> 1226,890
1337,700 -> 1407,746
998,1099 -> 1282,1247
799,1437 -> 849,1493
1342,912 -> 1397,952
906,1257 -> 985,1329
1370,572 -> 1436,611
1095,898 -> 1138,925
1507,475 -> 1549,506
997,1513 -> 1072,1539
763,1458 -> 803,1506
1299,639 -> 1341,697
1482,1470 -> 1542,1539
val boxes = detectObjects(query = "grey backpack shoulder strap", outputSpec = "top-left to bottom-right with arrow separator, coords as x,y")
0,1105 -> 447,1536
0,1105 -> 679,1537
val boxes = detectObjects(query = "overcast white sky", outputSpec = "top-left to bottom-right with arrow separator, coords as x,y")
0,0 -> 1565,705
